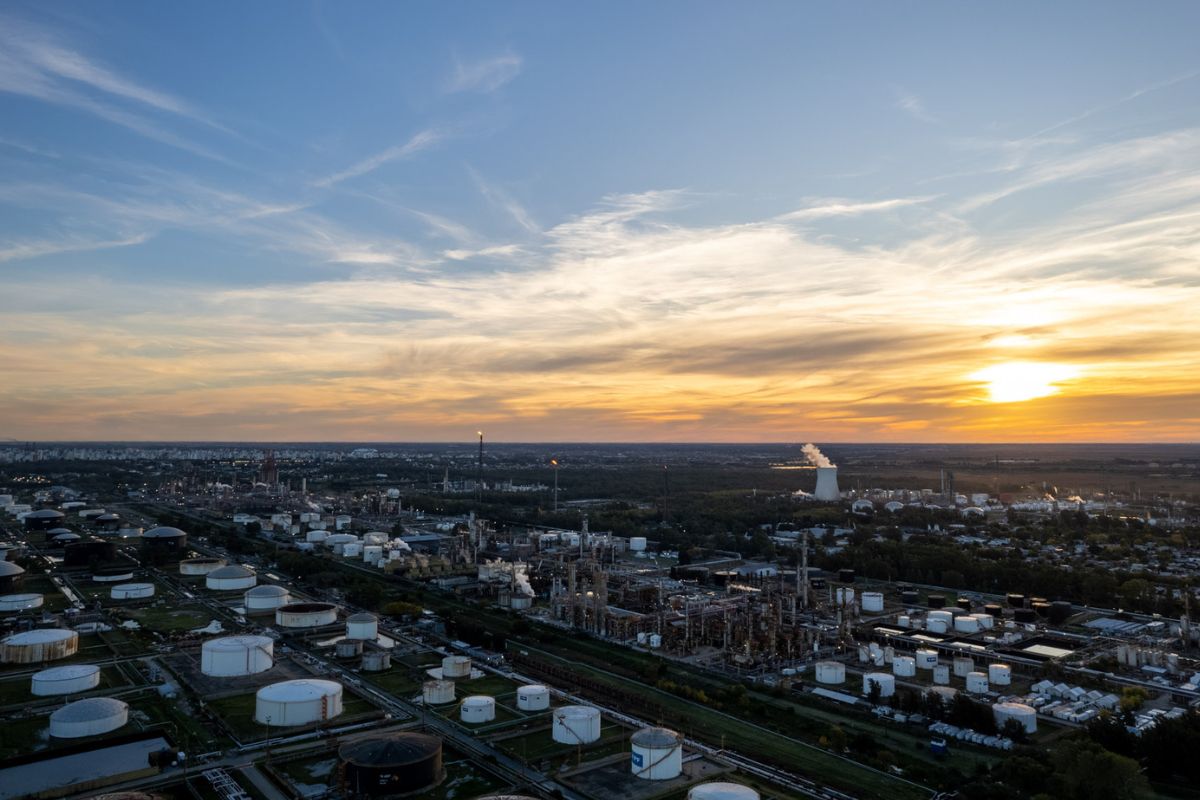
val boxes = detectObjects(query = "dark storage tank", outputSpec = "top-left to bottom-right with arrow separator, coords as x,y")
984,603 -> 1004,617
1014,608 -> 1037,623
1006,593 -> 1025,608
927,594 -> 946,609
900,590 -> 919,606
64,539 -> 118,567
141,526 -> 188,550
340,732 -> 444,797
1049,601 -> 1073,625
1032,601 -> 1052,618
838,569 -> 856,583
956,597 -> 973,611
23,509 -> 66,531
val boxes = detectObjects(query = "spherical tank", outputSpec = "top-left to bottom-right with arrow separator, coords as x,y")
965,672 -> 990,694
0,592 -> 43,611
861,592 -> 884,612
244,584 -> 290,613
892,656 -> 916,677
50,697 -> 129,738
180,557 -> 226,576
915,649 -> 939,670
688,783 -> 761,800
255,679 -> 343,726
517,684 -> 550,711
111,583 -> 155,600
423,680 -> 456,705
993,702 -> 1037,734
441,655 -> 471,678
862,672 -> 895,698
1,628 -> 79,663
815,661 -> 845,684
346,613 -> 378,641
205,565 -> 256,591
32,663 -> 101,695
201,635 -> 274,677
988,663 -> 1012,686
275,602 -> 338,628
553,705 -> 602,744
631,727 -> 682,780
339,732 -> 444,797
460,695 -> 495,724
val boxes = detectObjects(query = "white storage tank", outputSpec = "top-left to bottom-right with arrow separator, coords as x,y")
362,650 -> 391,671
954,615 -> 981,634
276,602 -> 338,628
953,657 -> 975,678
553,705 -> 602,744
32,664 -> 101,695
815,661 -> 846,685
993,702 -> 1038,734
461,695 -> 496,724
861,592 -> 884,612
180,557 -> 226,576
688,783 -> 760,800
915,648 -> 939,670
110,583 -> 155,600
346,613 -> 379,641
517,684 -> 551,711
975,613 -> 995,630
362,545 -> 384,564
442,655 -> 471,679
244,584 -> 290,613
206,565 -> 256,591
49,697 -> 128,738
631,727 -> 682,780
836,587 -> 855,606
933,664 -> 951,684
927,609 -> 953,633
988,663 -> 1012,686
862,672 -> 895,698
896,615 -> 910,628
1,628 -> 79,663
335,515 -> 352,530
423,679 -> 456,705
0,593 -> 44,611
343,542 -> 363,559
965,671 -> 990,694
893,656 -> 916,677
255,679 -> 344,726
305,530 -> 329,544
649,633 -> 662,648
202,635 -> 274,677
629,536 -> 648,552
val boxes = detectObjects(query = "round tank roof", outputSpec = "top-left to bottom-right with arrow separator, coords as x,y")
0,561 -> 25,577
47,528 -> 73,535
34,664 -> 100,681
258,678 -> 342,702
208,565 -> 254,579
53,532 -> 82,541
246,585 -> 288,597
204,635 -> 273,651
51,696 -> 127,722
96,514 -> 121,521
347,612 -> 377,622
4,628 -> 76,645
339,732 -> 441,766
143,526 -> 186,538
631,727 -> 680,747
26,509 -> 65,519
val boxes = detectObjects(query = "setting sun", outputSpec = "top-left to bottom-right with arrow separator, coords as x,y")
971,362 -> 1081,403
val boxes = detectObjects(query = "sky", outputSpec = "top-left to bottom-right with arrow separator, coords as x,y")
1,1 -> 1199,443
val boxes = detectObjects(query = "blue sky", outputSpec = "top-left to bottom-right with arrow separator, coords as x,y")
1,2 -> 1199,441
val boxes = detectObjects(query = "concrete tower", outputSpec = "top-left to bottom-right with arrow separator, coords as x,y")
814,467 -> 840,501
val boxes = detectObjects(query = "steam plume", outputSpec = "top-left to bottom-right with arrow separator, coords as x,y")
802,443 -> 834,468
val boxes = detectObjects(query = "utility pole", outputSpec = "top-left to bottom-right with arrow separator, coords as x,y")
476,431 -> 484,501
551,459 -> 559,512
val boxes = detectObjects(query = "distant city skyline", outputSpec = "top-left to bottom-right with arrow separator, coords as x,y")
1,2 -> 1198,442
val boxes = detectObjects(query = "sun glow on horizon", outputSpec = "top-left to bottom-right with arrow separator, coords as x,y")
971,362 -> 1082,403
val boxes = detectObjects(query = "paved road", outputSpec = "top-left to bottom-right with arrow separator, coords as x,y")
240,764 -> 289,800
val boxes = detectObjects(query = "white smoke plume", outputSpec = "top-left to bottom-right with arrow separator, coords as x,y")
802,443 -> 834,468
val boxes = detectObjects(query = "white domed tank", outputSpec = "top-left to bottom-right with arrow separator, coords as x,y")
206,565 -> 256,591
255,679 -> 343,726
953,656 -> 975,678
630,536 -> 648,552
631,727 -> 682,780
50,697 -> 128,738
0,593 -> 43,611
553,705 -> 602,744
993,702 -> 1037,734
896,615 -> 910,628
517,684 -> 551,711
180,557 -> 226,576
32,664 -> 101,695
892,656 -> 916,677
362,545 -> 384,563
423,680 -> 456,705
346,613 -> 378,641
927,609 -> 953,633
915,648 -> 939,670
975,613 -> 995,630
1,628 -> 79,663
111,583 -> 155,600
862,672 -> 895,699
276,602 -> 338,628
954,615 -> 981,634
442,655 -> 471,679
305,530 -> 329,544
965,671 -> 989,694
326,533 -> 358,554
861,592 -> 884,612
933,664 -> 950,684
363,531 -> 389,546
202,635 -> 274,676
988,663 -> 1012,686
244,584 -> 290,613
688,783 -> 760,800
460,695 -> 495,724
815,661 -> 846,685
343,543 -> 363,559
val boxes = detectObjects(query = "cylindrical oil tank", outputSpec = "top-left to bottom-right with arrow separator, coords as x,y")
180,557 -> 226,576
1006,593 -> 1025,608
305,530 -> 329,544
336,639 -> 364,658
933,664 -> 950,684
915,649 -> 939,670
346,613 -> 378,641
838,569 -> 856,583
517,684 -> 551,711
688,783 -> 760,800
202,635 -> 274,676
92,567 -> 134,583
836,587 -> 855,606
988,663 -> 1012,686
0,592 -> 43,611
460,695 -> 495,724
512,595 -> 533,610
32,664 -> 101,695
815,661 -> 846,684
954,615 -> 981,634
1014,608 -> 1037,624
362,545 -> 384,564
892,656 -> 916,677
111,583 -> 155,600
256,679 -> 344,726
952,657 -> 975,677
206,565 -> 256,591
553,705 -> 602,744
631,727 -> 682,780
343,543 -> 363,559
1032,601 -> 1051,618
1,628 -> 79,663
141,526 -> 187,550
956,597 -> 973,611
984,603 -> 1004,617
993,702 -> 1038,734
1049,601 -> 1072,624
927,594 -> 946,609
362,650 -> 392,671
276,602 -> 338,628
339,732 -> 444,797
442,655 -> 471,678
862,672 -> 895,698
900,590 -> 919,606
423,680 -> 456,705
861,592 -> 884,612
897,615 -> 911,628
65,540 -> 117,566
244,584 -> 290,613
630,536 -> 648,551
974,613 -> 995,630
965,672 -> 989,693
50,697 -> 129,738
649,633 -> 662,648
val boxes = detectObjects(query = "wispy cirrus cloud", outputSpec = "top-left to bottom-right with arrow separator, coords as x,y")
780,195 -> 937,222
893,87 -> 938,123
314,128 -> 445,187
445,51 -> 523,93
0,232 -> 148,263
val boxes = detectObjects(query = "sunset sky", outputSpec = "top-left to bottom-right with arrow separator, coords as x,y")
1,2 -> 1198,442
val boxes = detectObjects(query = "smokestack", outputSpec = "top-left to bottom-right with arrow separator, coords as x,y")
814,466 -> 840,501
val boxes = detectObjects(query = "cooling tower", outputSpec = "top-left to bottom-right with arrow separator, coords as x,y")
814,467 -> 840,501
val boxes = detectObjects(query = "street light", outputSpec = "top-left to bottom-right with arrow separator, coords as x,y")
551,459 -> 559,512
